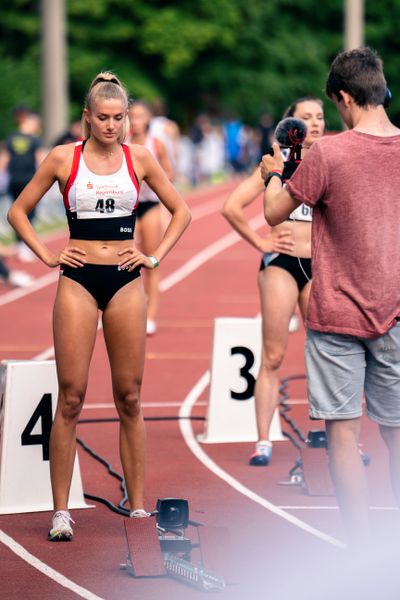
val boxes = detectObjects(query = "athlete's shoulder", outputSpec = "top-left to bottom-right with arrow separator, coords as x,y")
50,142 -> 78,162
125,142 -> 153,161
38,143 -> 77,174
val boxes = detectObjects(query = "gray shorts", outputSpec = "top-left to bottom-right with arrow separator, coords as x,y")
305,324 -> 400,426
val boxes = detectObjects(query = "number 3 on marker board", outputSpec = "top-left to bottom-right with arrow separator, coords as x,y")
230,346 -> 256,401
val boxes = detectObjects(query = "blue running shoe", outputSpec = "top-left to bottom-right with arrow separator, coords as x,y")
249,442 -> 273,466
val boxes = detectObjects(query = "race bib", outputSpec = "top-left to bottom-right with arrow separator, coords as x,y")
289,203 -> 312,222
75,180 -> 134,219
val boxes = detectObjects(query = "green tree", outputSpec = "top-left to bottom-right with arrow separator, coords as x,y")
0,0 -> 399,138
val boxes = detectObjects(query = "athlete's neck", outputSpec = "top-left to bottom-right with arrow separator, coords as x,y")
85,137 -> 121,157
130,131 -> 146,145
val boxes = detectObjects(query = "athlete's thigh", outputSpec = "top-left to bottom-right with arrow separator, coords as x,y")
102,277 -> 147,387
138,204 -> 162,255
53,275 -> 99,387
258,266 -> 299,354
298,280 -> 312,323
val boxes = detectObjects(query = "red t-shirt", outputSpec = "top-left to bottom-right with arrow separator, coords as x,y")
286,129 -> 400,338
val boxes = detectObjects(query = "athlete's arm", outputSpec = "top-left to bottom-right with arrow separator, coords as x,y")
222,167 -> 294,254
153,137 -> 174,180
7,145 -> 86,268
131,144 -> 191,263
261,143 -> 302,226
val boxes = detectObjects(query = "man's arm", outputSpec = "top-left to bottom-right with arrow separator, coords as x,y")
260,142 -> 302,226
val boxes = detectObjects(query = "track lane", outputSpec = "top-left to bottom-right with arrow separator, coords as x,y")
1,179 -> 397,598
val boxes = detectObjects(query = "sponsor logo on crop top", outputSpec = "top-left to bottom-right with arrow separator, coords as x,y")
65,142 -> 139,220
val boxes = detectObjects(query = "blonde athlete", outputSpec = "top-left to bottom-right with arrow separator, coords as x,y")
8,72 -> 191,540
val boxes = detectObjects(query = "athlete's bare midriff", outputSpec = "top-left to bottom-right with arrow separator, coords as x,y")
68,238 -> 135,264
272,220 -> 311,258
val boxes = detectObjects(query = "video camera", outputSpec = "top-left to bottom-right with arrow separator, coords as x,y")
269,117 -> 307,182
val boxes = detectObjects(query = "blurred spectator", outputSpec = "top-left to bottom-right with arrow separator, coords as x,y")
257,112 -> 274,159
237,124 -> 260,172
196,116 -> 225,182
52,120 -> 82,146
0,254 -> 33,287
150,99 -> 180,173
0,107 -> 44,262
188,114 -> 206,186
223,114 -> 246,174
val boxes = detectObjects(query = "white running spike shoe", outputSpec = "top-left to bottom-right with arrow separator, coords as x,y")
48,510 -> 75,541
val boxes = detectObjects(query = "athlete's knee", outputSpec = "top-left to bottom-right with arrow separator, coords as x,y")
115,385 -> 142,419
58,384 -> 86,421
261,347 -> 285,372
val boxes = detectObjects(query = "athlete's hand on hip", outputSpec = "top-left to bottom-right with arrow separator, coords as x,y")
47,245 -> 87,268
259,229 -> 294,254
118,246 -> 153,271
260,143 -> 284,181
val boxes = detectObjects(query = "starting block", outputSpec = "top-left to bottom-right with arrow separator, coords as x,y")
199,317 -> 285,443
0,360 -> 90,514
124,518 -> 166,577
282,430 -> 334,496
122,498 -> 231,592
300,446 -> 334,496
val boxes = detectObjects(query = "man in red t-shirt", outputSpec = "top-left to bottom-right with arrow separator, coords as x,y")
261,47 -> 400,547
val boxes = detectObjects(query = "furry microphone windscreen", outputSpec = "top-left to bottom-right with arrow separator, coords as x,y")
274,118 -> 307,147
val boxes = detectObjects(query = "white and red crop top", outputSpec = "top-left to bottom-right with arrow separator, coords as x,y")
63,141 -> 140,240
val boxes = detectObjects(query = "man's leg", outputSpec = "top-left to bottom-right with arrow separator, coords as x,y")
325,418 -> 370,546
305,329 -> 367,546
379,425 -> 400,506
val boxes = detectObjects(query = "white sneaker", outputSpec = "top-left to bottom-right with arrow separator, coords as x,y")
130,508 -> 151,518
288,315 -> 299,333
17,243 -> 36,263
249,441 -> 273,466
146,318 -> 157,336
48,510 -> 74,541
8,270 -> 34,287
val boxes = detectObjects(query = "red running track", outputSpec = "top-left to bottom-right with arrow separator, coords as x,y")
0,180 -> 397,599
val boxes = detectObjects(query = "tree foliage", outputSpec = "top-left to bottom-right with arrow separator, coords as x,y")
0,0 -> 399,137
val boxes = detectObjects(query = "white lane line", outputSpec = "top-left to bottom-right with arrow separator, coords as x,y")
179,371 -> 346,549
190,193 -> 229,221
279,506 -> 399,511
34,346 -> 56,361
0,271 -> 59,307
0,529 -> 105,600
160,214 -> 265,292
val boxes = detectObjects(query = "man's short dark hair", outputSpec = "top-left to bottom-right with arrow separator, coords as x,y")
326,47 -> 387,107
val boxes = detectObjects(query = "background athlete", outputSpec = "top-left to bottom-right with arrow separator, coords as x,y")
128,100 -> 174,335
222,97 -> 325,466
